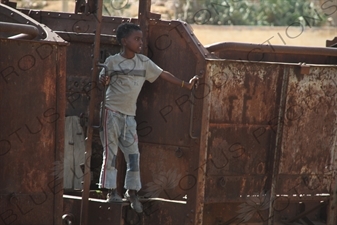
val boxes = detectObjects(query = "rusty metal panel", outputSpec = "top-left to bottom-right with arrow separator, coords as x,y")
139,143 -> 191,201
277,66 -> 337,194
136,20 -> 209,225
0,39 -> 66,224
20,9 -> 138,35
208,42 -> 337,65
128,199 -> 188,225
271,66 -> 337,225
203,59 -> 337,224
63,195 -> 126,225
137,20 -> 207,145
205,60 -> 284,203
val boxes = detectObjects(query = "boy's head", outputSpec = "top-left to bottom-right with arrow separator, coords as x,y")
116,23 -> 142,45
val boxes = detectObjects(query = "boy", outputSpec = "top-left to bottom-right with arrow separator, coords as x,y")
98,23 -> 198,213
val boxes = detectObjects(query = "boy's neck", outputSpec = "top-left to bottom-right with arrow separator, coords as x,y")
120,50 -> 135,59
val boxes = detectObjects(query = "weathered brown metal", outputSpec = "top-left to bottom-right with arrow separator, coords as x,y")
79,0 -> 103,224
2,1 -> 337,224
202,59 -> 337,224
206,42 -> 337,64
138,0 -> 151,56
274,65 -> 337,225
57,31 -> 118,45
327,37 -> 337,47
0,4 -> 67,225
0,25 -> 67,225
0,21 -> 39,39
206,42 -> 337,56
204,60 -> 284,205
64,194 -> 126,225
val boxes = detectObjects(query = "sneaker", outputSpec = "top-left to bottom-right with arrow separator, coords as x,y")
106,189 -> 123,203
124,190 -> 143,213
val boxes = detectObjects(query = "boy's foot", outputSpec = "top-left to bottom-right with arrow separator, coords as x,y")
106,189 -> 123,203
124,190 -> 143,213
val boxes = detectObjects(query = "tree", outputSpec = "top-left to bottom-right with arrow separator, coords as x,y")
174,0 -> 327,26
102,0 -> 131,16
256,0 -> 326,26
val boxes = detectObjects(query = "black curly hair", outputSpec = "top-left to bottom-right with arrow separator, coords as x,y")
116,23 -> 142,45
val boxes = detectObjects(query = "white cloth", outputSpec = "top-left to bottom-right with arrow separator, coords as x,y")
63,116 -> 85,190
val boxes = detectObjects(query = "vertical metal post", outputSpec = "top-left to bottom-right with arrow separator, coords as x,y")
54,45 -> 67,225
267,66 -> 289,225
193,65 -> 211,225
327,117 -> 337,225
138,0 -> 151,56
79,0 -> 103,224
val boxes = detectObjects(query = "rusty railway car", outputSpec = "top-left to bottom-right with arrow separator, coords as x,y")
1,0 -> 337,224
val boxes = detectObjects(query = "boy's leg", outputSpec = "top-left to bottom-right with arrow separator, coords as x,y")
118,116 -> 141,191
119,116 -> 143,213
99,109 -> 120,190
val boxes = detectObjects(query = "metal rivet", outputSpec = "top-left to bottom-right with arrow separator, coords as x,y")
175,147 -> 183,158
218,177 -> 226,187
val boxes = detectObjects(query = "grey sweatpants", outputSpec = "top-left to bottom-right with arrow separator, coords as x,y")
98,108 -> 141,191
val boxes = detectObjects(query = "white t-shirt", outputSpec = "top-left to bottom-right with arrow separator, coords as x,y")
100,53 -> 163,116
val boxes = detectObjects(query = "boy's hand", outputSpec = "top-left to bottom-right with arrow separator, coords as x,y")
99,75 -> 110,86
186,75 -> 199,90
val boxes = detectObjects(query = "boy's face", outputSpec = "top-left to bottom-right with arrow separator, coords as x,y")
122,30 -> 143,54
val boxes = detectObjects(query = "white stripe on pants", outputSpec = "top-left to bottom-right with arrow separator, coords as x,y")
98,108 -> 141,191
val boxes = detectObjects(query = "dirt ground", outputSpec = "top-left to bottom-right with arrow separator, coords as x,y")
191,24 -> 336,47
22,0 -> 336,47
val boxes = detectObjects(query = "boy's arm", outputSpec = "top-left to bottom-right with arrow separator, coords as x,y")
159,71 -> 198,90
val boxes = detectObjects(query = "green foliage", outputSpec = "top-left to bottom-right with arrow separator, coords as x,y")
103,0 -> 131,16
178,0 -> 327,26
191,0 -> 259,25
257,0 -> 326,26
